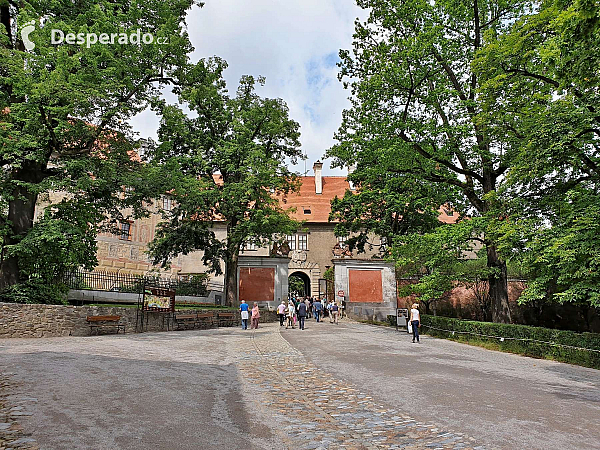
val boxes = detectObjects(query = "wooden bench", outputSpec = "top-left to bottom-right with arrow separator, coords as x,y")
197,313 -> 214,329
216,312 -> 235,327
173,314 -> 198,330
87,315 -> 125,335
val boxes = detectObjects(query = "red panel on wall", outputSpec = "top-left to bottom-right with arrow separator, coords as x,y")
349,269 -> 383,303
239,267 -> 275,302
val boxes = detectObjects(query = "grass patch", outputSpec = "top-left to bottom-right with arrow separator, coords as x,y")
419,315 -> 600,370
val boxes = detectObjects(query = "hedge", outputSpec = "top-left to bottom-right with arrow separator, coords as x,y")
389,314 -> 600,370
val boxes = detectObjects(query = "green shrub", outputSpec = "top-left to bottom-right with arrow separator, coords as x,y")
0,279 -> 69,305
421,315 -> 600,369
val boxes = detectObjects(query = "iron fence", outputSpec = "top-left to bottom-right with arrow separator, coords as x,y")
62,270 -> 217,297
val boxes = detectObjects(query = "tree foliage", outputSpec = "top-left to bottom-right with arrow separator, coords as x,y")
329,0 -> 600,320
328,0 -> 525,322
147,57 -> 303,306
474,0 -> 600,307
0,0 -> 196,292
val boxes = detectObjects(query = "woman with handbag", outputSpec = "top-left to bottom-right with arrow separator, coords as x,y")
409,303 -> 421,343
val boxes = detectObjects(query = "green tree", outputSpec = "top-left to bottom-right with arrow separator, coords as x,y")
288,275 -> 305,296
394,218 -> 492,316
329,167 -> 453,255
473,0 -> 600,308
0,0 -> 196,293
327,0 -> 531,322
147,58 -> 303,307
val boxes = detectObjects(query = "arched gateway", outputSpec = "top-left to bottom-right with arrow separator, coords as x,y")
289,271 -> 311,297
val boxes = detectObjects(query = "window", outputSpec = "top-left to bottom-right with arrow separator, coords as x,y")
119,222 -> 132,240
303,207 -> 311,215
287,234 -> 296,250
298,234 -> 307,250
162,196 -> 172,211
338,236 -> 347,246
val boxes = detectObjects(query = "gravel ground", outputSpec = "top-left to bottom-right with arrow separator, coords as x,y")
283,319 -> 600,449
0,320 -> 598,449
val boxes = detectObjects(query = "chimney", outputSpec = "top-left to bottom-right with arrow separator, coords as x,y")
313,160 -> 323,194
348,165 -> 356,191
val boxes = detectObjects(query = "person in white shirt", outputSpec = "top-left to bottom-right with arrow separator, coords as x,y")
409,303 -> 421,343
286,302 -> 296,329
277,301 -> 286,326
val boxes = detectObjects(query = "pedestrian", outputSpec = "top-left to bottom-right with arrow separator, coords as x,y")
297,299 -> 307,330
240,299 -> 249,330
327,301 -> 333,323
277,300 -> 287,326
304,297 -> 311,320
286,301 -> 296,329
251,302 -> 260,329
331,302 -> 339,324
410,303 -> 420,343
313,298 -> 322,322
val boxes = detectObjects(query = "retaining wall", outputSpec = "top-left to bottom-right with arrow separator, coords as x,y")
0,302 -> 278,339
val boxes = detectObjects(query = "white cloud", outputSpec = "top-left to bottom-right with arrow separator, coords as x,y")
130,0 -> 366,175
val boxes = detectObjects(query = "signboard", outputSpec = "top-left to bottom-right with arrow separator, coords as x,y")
396,308 -> 409,331
143,287 -> 175,312
337,290 -> 345,297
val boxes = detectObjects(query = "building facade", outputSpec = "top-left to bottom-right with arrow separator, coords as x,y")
77,161 -> 382,295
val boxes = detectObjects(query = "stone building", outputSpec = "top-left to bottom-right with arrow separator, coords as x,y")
79,161 -> 382,295
74,160 -> 454,300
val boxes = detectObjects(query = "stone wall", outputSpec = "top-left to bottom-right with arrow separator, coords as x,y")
0,303 -> 278,339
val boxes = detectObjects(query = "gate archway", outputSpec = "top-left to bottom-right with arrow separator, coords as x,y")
289,271 -> 311,297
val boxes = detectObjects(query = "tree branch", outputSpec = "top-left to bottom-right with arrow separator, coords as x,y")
397,130 -> 484,182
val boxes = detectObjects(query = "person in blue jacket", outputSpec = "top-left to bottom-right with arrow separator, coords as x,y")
240,299 -> 249,330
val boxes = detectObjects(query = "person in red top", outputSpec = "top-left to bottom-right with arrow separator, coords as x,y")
251,302 -> 261,329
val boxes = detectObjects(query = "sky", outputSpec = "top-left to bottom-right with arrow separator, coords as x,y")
129,0 -> 366,176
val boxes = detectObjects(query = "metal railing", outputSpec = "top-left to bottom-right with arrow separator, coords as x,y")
62,270 -> 218,297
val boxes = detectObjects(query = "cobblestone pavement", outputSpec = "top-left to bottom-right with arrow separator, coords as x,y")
0,373 -> 39,450
0,323 -> 483,450
236,325 -> 481,449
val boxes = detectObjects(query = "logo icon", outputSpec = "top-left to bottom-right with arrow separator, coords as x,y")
20,20 -> 36,51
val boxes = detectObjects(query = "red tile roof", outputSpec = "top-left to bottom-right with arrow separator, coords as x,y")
280,176 -> 457,224
281,176 -> 350,223
204,174 -> 455,225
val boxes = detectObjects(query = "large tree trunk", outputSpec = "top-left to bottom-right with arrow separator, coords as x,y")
487,244 -> 512,323
224,251 -> 239,307
0,167 -> 39,290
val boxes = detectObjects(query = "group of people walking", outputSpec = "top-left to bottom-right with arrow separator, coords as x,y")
276,297 -> 342,330
239,298 -> 422,344
239,297 -> 342,331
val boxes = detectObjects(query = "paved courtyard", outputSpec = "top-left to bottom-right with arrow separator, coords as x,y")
0,320 -> 598,449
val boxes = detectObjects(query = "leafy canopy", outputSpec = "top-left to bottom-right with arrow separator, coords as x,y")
0,0 -> 196,295
147,57 -> 303,282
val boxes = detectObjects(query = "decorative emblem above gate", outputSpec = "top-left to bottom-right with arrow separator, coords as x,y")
290,250 -> 307,262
